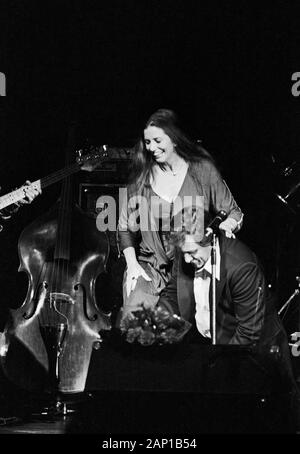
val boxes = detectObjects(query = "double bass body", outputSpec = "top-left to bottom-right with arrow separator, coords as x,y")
1,201 -> 111,393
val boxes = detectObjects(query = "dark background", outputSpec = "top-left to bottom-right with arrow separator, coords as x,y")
1,1 -> 300,333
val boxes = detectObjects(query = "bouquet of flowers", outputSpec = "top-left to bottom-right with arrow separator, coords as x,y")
119,304 -> 192,346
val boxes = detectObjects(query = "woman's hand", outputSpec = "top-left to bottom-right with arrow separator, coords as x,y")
126,262 -> 152,297
18,180 -> 41,205
219,217 -> 238,238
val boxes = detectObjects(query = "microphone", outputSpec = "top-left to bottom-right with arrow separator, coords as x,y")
204,210 -> 227,238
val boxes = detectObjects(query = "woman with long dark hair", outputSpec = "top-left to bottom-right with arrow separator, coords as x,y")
117,108 -> 243,319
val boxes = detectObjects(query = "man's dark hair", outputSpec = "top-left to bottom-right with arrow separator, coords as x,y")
169,206 -> 213,249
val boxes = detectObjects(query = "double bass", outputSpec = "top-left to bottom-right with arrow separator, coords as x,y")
0,144 -> 112,394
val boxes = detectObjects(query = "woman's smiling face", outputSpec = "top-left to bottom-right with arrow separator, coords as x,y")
144,125 -> 177,164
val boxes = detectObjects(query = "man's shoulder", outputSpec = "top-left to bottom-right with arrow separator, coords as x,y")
219,236 -> 257,266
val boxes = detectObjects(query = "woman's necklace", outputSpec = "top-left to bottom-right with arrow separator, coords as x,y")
167,159 -> 186,177
168,159 -> 187,176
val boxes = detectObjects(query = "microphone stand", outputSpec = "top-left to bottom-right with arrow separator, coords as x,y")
211,233 -> 217,345
278,276 -> 300,315
202,211 -> 227,344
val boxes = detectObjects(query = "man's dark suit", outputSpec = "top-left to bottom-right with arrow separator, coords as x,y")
158,236 -> 288,348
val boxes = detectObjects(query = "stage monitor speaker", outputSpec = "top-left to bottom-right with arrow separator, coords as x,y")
83,342 -> 296,433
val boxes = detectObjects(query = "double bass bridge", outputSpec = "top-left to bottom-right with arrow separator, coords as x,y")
47,292 -> 75,325
49,292 -> 75,309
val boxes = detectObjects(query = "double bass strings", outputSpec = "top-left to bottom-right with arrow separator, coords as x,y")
41,162 -> 81,189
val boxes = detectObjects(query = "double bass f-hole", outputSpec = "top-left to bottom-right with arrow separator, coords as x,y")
74,283 -> 99,321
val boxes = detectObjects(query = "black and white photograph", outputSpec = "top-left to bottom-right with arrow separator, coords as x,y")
1,0 -> 300,439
